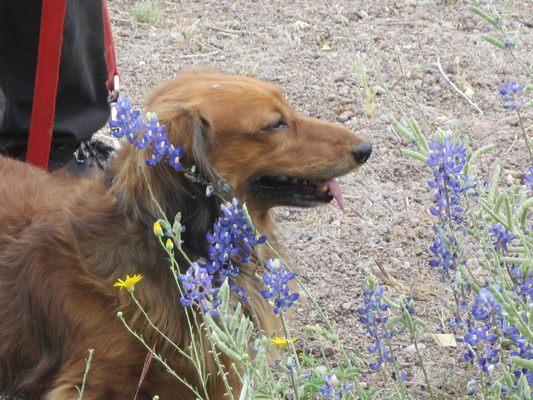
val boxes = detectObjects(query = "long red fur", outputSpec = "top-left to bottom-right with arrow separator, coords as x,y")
0,71 -> 367,399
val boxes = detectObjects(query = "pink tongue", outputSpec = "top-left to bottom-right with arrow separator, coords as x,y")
326,179 -> 345,211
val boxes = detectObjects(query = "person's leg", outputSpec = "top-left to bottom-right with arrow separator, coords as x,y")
0,0 -> 112,173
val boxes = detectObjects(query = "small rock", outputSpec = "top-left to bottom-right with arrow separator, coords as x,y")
327,94 -> 337,101
342,302 -> 353,310
337,111 -> 353,122
405,343 -> 426,354
430,85 -> 441,94
392,217 -> 404,225
330,218 -> 340,227
393,247 -> 405,258
333,15 -> 349,25
390,257 -> 404,268
356,10 -> 369,19
330,252 -> 342,264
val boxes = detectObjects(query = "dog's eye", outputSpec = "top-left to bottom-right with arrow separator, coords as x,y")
265,117 -> 287,131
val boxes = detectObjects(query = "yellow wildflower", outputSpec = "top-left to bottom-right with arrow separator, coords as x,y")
153,221 -> 163,237
165,238 -> 174,251
269,336 -> 296,349
114,274 -> 143,293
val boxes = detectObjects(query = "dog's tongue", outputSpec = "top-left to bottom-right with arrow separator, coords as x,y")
326,178 -> 345,211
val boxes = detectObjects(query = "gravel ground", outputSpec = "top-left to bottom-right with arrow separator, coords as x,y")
2,0 -> 531,399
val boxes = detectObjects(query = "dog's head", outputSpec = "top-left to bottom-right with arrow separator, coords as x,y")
146,72 -> 371,216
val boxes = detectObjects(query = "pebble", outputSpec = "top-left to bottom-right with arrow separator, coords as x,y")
405,343 -> 426,354
342,301 -> 353,310
330,252 -> 342,264
356,10 -> 369,19
430,85 -> 441,94
337,111 -> 353,122
394,247 -> 405,258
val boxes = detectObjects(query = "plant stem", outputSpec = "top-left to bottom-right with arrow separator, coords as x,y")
160,238 -> 207,384
405,311 -> 435,400
76,348 -> 94,400
509,50 -> 532,78
280,312 -> 300,400
387,345 -> 407,400
516,109 -> 533,164
129,292 -> 211,399
209,347 -> 235,400
118,312 -> 204,398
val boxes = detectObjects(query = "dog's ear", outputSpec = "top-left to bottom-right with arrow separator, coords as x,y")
155,104 -> 220,184
189,113 -> 219,184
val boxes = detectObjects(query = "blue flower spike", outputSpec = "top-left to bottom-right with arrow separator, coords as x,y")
261,259 -> 299,314
108,97 -> 184,171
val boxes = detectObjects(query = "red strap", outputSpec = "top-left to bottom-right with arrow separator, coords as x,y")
26,0 -> 67,169
26,0 -> 118,169
102,0 -> 119,92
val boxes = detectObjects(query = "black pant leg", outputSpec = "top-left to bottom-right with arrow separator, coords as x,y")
0,0 -> 110,163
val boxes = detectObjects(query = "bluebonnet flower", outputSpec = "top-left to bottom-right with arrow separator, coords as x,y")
428,226 -> 463,278
471,288 -> 503,323
525,166 -> 533,191
108,97 -> 145,143
108,97 -> 184,171
357,282 -> 396,371
261,258 -> 299,314
318,374 -> 354,399
489,224 -> 515,252
179,262 -> 220,316
427,139 -> 468,224
505,324 -> 533,386
499,81 -> 526,110
517,274 -> 533,301
464,325 -> 496,347
168,146 -> 184,171
202,199 -> 266,301
478,346 -> 499,374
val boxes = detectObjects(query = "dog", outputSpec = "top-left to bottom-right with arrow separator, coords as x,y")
0,71 -> 371,399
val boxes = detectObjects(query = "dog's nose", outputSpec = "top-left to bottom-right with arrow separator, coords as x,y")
352,141 -> 373,164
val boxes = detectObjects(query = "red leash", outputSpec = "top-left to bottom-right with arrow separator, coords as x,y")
102,0 -> 119,94
26,0 -> 119,169
25,0 -> 67,169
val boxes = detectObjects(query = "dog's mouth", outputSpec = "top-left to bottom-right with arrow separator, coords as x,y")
247,174 -> 345,210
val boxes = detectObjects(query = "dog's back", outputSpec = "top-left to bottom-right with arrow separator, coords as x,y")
0,156 -> 77,237
0,156 -> 82,395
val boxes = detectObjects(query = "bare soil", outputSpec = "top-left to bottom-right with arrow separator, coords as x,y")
109,1 -> 531,398
2,0 -> 532,399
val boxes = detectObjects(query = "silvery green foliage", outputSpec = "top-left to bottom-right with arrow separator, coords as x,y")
389,101 -> 532,399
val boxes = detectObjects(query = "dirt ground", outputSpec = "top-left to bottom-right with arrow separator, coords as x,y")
3,0 -> 531,399
107,1 -> 531,398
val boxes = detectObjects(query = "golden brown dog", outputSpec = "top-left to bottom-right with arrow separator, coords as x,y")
0,71 -> 371,399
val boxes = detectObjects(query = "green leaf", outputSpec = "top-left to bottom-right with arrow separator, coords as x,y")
482,35 -> 506,49
389,115 -> 416,142
469,6 -> 499,27
512,356 -> 533,371
465,145 -> 495,174
488,165 -> 501,205
414,319 -> 429,332
401,149 -> 427,163
517,198 -> 533,229
501,257 -> 532,266
503,195 -> 514,230
409,118 -> 429,153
